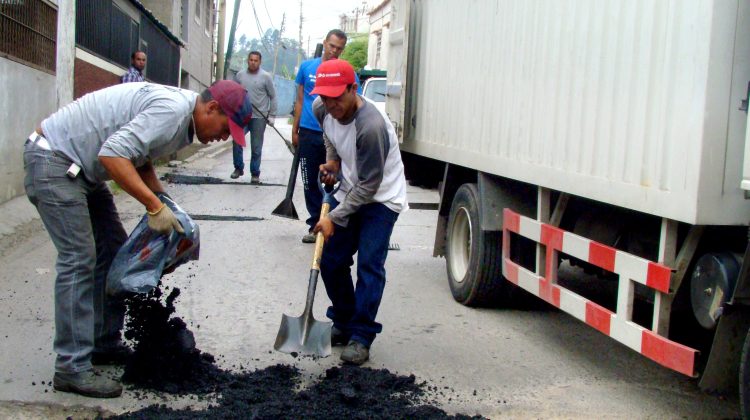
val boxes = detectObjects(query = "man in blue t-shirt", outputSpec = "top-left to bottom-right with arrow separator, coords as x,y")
293,29 -> 359,243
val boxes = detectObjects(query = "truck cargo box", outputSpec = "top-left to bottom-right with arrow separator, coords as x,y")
387,0 -> 750,225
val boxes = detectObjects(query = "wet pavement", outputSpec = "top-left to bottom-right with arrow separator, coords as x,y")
0,118 -> 740,418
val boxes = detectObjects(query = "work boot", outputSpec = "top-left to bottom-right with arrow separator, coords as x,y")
53,370 -> 123,398
91,342 -> 133,366
302,232 -> 316,243
340,340 -> 369,365
331,327 -> 350,347
230,168 -> 243,179
250,175 -> 260,184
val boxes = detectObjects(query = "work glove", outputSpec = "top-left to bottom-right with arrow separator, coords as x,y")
267,116 -> 275,127
147,203 -> 184,235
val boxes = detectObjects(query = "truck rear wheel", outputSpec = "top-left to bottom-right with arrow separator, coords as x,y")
446,183 -> 516,307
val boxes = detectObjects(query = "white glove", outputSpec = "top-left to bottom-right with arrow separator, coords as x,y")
267,116 -> 275,127
147,204 -> 184,235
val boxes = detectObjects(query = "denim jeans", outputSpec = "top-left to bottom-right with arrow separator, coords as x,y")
232,118 -> 266,176
23,140 -> 128,374
298,127 -> 326,231
320,201 -> 399,347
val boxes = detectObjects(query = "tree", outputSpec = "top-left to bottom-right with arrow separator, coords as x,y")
340,36 -> 368,71
228,30 -> 305,79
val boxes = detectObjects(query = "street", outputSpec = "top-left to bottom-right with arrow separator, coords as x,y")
0,119 -> 740,419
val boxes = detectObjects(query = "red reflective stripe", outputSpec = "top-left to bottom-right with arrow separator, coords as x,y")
585,302 -> 611,335
539,280 -> 561,307
504,258 -> 519,284
646,262 -> 671,293
504,209 -> 520,233
541,224 -> 564,250
589,242 -> 616,272
641,331 -> 696,377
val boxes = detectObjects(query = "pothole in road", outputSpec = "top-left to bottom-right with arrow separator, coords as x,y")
188,215 -> 264,222
112,286 -> 485,419
162,173 -> 286,187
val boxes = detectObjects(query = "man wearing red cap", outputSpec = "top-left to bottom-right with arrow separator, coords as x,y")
311,59 -> 408,365
23,80 -> 252,398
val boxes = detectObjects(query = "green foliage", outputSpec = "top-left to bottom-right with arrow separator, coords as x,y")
340,37 -> 368,71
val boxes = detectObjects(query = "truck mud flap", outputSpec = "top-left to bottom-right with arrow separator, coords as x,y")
502,208 -> 698,377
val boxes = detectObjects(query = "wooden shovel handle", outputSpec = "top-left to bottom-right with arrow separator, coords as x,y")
311,202 -> 331,270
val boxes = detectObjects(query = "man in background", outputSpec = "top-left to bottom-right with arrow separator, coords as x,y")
121,51 -> 146,83
231,51 -> 277,183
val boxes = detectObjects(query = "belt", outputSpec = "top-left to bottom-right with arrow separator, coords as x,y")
27,132 -> 51,151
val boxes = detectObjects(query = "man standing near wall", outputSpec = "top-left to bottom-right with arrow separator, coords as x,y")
293,29 -> 354,243
121,51 -> 147,83
231,51 -> 277,183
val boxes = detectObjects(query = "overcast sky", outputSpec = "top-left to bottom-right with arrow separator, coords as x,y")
225,0 -> 371,57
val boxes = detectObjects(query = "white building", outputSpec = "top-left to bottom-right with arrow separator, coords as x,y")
366,0 -> 390,70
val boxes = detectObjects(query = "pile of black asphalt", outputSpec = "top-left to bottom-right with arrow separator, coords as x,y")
110,286 -> 484,419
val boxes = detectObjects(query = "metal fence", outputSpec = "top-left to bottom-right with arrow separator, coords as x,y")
0,0 -> 56,73
76,0 -> 179,86
139,16 -> 179,86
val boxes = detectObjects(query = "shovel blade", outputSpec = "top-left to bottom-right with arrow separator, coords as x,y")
274,313 -> 332,357
272,198 -> 299,220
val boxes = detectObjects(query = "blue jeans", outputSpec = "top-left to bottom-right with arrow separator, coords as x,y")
232,118 -> 266,176
23,140 -> 128,374
320,201 -> 399,347
298,127 -> 326,231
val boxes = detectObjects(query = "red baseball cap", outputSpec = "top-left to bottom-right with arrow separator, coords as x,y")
207,80 -> 253,147
310,59 -> 356,98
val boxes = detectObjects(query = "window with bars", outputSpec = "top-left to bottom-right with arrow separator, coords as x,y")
0,0 -> 56,74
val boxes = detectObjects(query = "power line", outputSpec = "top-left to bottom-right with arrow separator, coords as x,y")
262,0 -> 276,31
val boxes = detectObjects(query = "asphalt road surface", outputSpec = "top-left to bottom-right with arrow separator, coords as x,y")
0,119 -> 739,419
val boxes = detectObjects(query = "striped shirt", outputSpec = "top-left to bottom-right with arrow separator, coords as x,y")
121,66 -> 145,83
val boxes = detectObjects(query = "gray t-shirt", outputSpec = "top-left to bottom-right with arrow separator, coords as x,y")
41,82 -> 197,183
313,95 -> 408,227
233,68 -> 277,118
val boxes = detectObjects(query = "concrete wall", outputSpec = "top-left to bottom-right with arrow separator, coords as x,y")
0,58 -> 57,204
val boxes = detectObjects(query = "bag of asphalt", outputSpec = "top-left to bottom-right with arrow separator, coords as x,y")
107,194 -> 200,295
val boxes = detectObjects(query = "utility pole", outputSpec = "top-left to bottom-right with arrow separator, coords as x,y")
215,0 -> 227,80
223,0 -> 242,80
56,0 -> 75,107
272,13 -> 285,78
297,0 -> 303,69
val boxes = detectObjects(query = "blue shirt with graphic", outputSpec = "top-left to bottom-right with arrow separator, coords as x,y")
295,57 -> 361,132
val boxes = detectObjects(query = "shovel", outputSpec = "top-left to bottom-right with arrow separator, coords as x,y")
251,105 -> 295,155
274,179 -> 340,357
271,146 -> 300,220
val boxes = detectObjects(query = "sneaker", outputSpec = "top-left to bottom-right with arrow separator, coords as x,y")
91,342 -> 133,366
53,370 -> 123,398
331,327 -> 350,347
230,168 -> 243,179
301,232 -> 316,243
250,175 -> 260,184
340,340 -> 369,365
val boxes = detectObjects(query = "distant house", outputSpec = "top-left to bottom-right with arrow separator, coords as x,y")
140,0 -> 216,92
367,0 -> 390,71
0,0 -> 194,204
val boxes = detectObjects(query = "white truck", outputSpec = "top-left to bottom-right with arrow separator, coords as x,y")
386,0 -> 750,414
